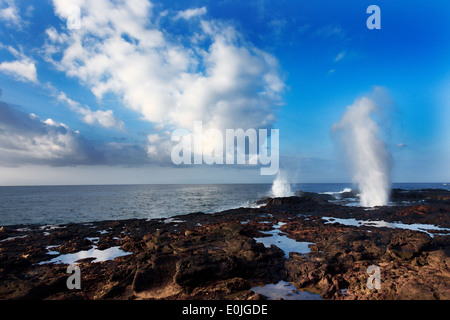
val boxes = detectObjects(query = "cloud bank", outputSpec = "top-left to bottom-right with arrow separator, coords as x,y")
0,100 -> 96,165
0,99 -> 148,166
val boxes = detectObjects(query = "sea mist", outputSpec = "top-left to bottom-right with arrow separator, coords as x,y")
332,94 -> 391,207
271,171 -> 294,198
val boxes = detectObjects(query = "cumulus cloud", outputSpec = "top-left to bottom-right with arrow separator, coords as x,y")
44,0 -> 285,160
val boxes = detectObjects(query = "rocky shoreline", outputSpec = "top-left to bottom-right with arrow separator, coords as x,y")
0,189 -> 449,300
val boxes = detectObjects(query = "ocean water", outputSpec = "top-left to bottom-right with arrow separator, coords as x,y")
0,183 -> 448,226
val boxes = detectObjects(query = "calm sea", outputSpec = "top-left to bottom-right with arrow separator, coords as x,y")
0,183 -> 448,226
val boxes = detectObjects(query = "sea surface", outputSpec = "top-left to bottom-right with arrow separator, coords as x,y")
0,183 -> 448,226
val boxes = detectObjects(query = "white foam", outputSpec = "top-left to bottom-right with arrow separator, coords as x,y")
15,227 -> 31,232
241,200 -> 265,209
162,218 -> 185,224
322,217 -> 450,238
39,225 -> 64,231
321,187 -> 353,196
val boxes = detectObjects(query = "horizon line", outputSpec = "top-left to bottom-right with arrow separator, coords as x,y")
0,182 -> 448,188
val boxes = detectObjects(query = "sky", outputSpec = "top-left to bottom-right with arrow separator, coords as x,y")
0,0 -> 449,185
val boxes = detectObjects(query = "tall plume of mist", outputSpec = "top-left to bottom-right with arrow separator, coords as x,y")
332,91 -> 391,207
271,170 -> 294,198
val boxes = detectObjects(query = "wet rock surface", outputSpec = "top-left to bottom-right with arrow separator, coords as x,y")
0,189 -> 449,300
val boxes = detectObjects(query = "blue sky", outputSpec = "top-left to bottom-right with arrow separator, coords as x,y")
0,0 -> 449,185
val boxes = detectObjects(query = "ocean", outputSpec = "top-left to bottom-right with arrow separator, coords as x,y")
0,183 -> 448,226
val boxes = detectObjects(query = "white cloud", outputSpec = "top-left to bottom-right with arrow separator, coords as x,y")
174,7 -> 206,20
24,4 -> 34,18
0,0 -> 22,27
0,58 -> 37,83
0,44 -> 38,83
147,133 -> 161,144
56,91 -> 125,131
0,100 -> 96,165
0,98 -> 150,166
314,25 -> 346,39
45,0 -> 285,160
335,51 -> 345,62
268,18 -> 287,35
